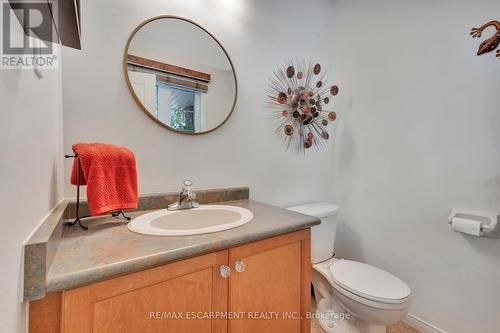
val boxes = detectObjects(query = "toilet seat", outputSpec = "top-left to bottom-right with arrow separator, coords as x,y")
329,259 -> 411,304
313,258 -> 411,308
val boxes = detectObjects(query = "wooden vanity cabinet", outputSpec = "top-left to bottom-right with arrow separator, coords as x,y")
30,229 -> 311,333
229,229 -> 311,333
61,251 -> 228,333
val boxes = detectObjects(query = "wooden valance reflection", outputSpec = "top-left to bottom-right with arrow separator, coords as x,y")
127,54 -> 211,82
156,75 -> 208,92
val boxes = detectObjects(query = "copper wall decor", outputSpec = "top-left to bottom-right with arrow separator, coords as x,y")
267,60 -> 339,153
470,20 -> 500,60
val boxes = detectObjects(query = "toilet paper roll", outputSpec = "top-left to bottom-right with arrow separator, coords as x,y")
451,217 -> 482,236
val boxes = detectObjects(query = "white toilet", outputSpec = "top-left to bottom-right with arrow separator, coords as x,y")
287,202 -> 411,333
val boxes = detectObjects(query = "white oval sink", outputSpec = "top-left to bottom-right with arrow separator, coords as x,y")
128,205 -> 254,236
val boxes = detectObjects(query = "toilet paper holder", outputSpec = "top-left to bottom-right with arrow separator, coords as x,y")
448,208 -> 499,238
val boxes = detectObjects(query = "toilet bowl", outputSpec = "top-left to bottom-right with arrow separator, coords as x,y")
287,202 -> 411,333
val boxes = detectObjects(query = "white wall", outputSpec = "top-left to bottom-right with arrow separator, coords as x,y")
330,1 -> 500,332
62,0 -> 336,206
0,25 -> 64,333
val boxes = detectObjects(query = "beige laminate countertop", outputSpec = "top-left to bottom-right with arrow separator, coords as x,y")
45,200 -> 320,293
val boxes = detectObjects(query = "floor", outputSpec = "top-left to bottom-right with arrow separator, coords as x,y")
310,296 -> 420,333
386,322 -> 421,333
312,318 -> 420,333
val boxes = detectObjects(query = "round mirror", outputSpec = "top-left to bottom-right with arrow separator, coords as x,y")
124,16 -> 237,135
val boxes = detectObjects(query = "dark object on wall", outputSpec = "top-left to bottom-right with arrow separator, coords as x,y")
57,0 -> 81,49
470,20 -> 500,60
8,0 -> 81,49
266,60 -> 339,153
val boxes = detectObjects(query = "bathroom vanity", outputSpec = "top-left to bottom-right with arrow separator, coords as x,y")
25,188 -> 319,333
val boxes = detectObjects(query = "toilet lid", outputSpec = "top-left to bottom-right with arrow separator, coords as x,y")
330,260 -> 411,301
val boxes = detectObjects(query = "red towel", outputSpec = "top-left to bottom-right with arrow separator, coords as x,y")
71,143 -> 138,216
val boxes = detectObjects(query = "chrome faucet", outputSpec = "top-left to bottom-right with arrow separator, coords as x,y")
167,180 -> 199,211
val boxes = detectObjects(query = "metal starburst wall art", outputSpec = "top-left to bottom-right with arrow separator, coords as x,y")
267,60 -> 339,153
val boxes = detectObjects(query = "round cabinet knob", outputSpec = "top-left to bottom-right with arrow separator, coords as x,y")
234,260 -> 245,273
219,265 -> 231,278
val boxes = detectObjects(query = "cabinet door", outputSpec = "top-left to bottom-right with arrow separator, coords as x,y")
61,251 -> 228,333
228,229 -> 311,333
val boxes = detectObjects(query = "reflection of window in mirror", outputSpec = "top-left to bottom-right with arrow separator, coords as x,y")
127,60 -> 209,132
156,84 -> 203,132
125,17 -> 237,134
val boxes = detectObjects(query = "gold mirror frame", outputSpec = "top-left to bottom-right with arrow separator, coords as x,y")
123,16 -> 238,135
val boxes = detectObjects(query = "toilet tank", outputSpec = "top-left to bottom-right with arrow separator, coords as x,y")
287,202 -> 339,264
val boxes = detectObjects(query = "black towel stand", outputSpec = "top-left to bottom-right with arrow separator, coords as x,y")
65,154 -> 131,230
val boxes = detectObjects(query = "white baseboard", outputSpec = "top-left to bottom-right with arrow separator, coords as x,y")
403,313 -> 447,333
